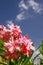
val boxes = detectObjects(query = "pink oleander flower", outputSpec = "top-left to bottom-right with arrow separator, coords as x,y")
3,38 -> 20,60
20,44 -> 32,55
0,24 -> 35,60
3,35 -> 35,59
19,35 -> 35,51
3,51 -> 19,60
0,24 -> 22,41
0,25 -> 10,40
7,24 -> 22,40
4,36 -> 21,53
7,24 -> 22,33
0,25 -> 5,31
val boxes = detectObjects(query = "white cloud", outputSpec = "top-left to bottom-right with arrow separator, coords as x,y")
19,0 -> 28,10
16,0 -> 43,21
29,0 -> 43,13
6,20 -> 14,26
16,12 -> 25,21
16,11 -> 33,21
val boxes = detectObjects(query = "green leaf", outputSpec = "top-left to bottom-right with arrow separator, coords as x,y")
40,58 -> 43,65
27,60 -> 34,65
0,40 -> 4,47
9,61 -> 14,65
39,41 -> 43,55
0,39 -> 4,44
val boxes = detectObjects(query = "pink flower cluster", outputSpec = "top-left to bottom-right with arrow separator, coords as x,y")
0,24 -> 35,60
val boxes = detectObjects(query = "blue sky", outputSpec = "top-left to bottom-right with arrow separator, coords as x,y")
0,0 -> 43,48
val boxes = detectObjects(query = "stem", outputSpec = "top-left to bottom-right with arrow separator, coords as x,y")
22,57 -> 30,65
9,60 -> 13,65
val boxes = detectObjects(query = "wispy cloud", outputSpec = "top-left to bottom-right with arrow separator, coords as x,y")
6,20 -> 14,26
16,0 -> 43,21
19,0 -> 28,10
29,0 -> 43,13
16,12 -> 25,21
